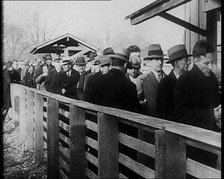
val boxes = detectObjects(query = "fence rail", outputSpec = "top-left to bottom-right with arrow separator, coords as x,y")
11,83 -> 221,179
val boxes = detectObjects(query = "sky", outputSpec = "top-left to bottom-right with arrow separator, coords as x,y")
3,0 -> 187,54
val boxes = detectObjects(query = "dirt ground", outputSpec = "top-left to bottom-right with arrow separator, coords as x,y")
3,113 -> 47,179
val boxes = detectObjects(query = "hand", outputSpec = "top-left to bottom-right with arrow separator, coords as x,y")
214,105 -> 221,122
62,88 -> 66,94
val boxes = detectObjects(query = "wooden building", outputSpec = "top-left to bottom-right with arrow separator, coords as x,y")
30,33 -> 99,59
126,0 -> 221,72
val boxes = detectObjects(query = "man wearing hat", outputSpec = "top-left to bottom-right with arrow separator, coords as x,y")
90,47 -> 142,113
136,44 -> 167,116
156,44 -> 190,121
55,58 -> 80,99
75,56 -> 90,100
85,55 -> 111,102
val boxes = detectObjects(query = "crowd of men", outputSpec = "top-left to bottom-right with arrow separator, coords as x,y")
3,40 -> 221,170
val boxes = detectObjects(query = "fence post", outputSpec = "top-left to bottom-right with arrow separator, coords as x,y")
98,113 -> 119,178
11,84 -> 19,127
26,90 -> 35,150
19,87 -> 26,142
155,129 -> 186,179
34,93 -> 44,164
69,105 -> 86,179
47,98 -> 59,179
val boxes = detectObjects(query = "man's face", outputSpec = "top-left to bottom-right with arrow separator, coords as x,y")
12,61 -> 18,69
46,59 -> 52,66
176,57 -> 189,74
150,59 -> 163,73
128,68 -> 139,78
196,53 -> 213,76
62,64 -> 70,72
76,65 -> 86,73
100,65 -> 110,75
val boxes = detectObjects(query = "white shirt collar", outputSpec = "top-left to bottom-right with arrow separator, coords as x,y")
173,70 -> 180,79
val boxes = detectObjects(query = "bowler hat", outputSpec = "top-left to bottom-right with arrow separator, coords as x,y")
127,45 -> 141,53
76,56 -> 86,66
62,58 -> 72,66
103,47 -> 114,55
44,53 -> 52,60
144,44 -> 166,60
109,47 -> 130,62
166,44 -> 192,64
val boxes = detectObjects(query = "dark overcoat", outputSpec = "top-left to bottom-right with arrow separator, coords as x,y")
24,71 -> 35,88
156,70 -> 177,120
3,69 -> 11,108
44,64 -> 55,91
174,64 -> 220,131
56,69 -> 80,99
83,71 -> 102,102
77,70 -> 91,100
89,68 -> 142,113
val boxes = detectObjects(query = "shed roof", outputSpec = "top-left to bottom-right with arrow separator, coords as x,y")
30,33 -> 99,56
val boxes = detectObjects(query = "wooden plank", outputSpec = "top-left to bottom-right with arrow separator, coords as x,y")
85,109 -> 97,116
19,88 -> 26,142
86,119 -> 98,132
86,168 -> 98,179
59,133 -> 70,146
43,111 -> 47,118
159,12 -> 206,36
43,121 -> 47,129
119,173 -> 128,179
129,0 -> 192,25
85,136 -> 98,150
155,130 -> 186,179
85,151 -> 98,167
69,105 -> 86,179
202,0 -> 221,12
59,146 -> 70,159
59,157 -> 70,173
119,132 -> 155,158
59,108 -> 70,118
34,93 -> 44,164
26,90 -> 35,150
186,140 -> 221,155
119,153 -> 155,178
59,120 -> 70,132
47,98 -> 59,179
98,113 -> 119,178
59,169 -> 69,179
186,158 -> 221,178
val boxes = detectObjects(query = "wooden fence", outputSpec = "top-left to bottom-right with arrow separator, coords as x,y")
11,83 -> 221,179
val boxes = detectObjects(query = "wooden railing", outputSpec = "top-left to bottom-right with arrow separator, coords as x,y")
11,83 -> 221,179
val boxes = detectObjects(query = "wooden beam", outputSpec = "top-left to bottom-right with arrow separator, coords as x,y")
129,0 -> 192,25
202,0 -> 221,12
159,12 -> 207,36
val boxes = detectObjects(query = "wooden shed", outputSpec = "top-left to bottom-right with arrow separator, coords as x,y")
126,0 -> 221,71
30,33 -> 99,58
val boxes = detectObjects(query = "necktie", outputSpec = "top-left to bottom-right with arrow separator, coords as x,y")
158,73 -> 162,83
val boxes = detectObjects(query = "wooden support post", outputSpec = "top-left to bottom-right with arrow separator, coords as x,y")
11,84 -> 19,127
69,105 -> 86,179
155,130 -> 186,179
34,93 -> 44,164
47,98 -> 59,179
19,87 -> 26,142
26,90 -> 34,150
98,113 -> 119,178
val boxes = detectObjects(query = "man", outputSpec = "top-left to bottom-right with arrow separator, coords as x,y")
136,44 -> 167,116
156,44 -> 191,120
90,47 -> 141,113
56,58 -> 80,99
44,54 -> 56,91
86,55 -> 111,102
174,40 -> 221,167
76,56 -> 89,100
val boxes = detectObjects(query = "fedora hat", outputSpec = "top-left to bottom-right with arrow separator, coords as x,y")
92,56 -> 101,65
44,53 -> 52,60
89,52 -> 97,60
166,44 -> 192,64
99,56 -> 111,66
144,44 -> 166,60
109,47 -> 130,62
103,47 -> 114,55
61,58 -> 72,66
76,56 -> 86,66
